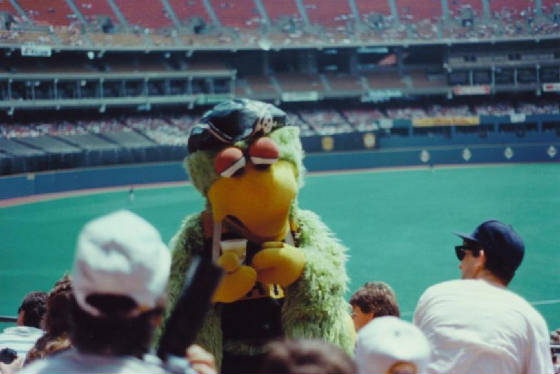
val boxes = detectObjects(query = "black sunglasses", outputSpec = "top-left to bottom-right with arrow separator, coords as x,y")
455,245 -> 481,261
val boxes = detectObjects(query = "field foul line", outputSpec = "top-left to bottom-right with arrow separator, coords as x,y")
531,299 -> 560,306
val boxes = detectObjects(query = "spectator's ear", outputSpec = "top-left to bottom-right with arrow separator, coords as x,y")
16,311 -> 24,326
479,249 -> 487,263
474,249 -> 487,275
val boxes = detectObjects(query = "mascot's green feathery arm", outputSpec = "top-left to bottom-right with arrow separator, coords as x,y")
282,208 -> 352,347
163,99 -> 354,370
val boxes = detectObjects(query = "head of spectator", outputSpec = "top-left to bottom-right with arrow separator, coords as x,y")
18,211 -> 217,374
69,210 -> 171,358
17,292 -> 47,329
349,281 -> 400,331
44,276 -> 73,338
260,338 -> 356,374
355,316 -> 430,374
25,275 -> 74,364
454,219 -> 524,286
0,292 -> 46,373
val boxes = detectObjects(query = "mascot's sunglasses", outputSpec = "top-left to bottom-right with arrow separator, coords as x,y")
187,99 -> 286,154
455,245 -> 481,260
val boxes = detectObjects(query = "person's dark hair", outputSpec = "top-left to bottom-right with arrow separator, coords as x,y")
261,339 -> 356,374
26,275 -> 74,365
45,275 -> 74,337
483,250 -> 515,285
349,281 -> 400,317
70,294 -> 163,357
18,291 -> 48,328
466,240 -> 515,285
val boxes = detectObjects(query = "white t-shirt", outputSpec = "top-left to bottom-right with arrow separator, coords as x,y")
0,326 -> 43,359
19,349 -> 170,374
414,279 -> 553,374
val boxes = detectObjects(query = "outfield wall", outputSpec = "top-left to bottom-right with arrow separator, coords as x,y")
1,142 -> 558,200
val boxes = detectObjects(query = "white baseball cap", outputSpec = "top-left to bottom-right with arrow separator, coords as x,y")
71,210 -> 171,317
355,316 -> 431,374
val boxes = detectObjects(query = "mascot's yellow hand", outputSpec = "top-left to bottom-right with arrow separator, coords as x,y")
252,242 -> 305,287
217,251 -> 242,273
212,265 -> 257,303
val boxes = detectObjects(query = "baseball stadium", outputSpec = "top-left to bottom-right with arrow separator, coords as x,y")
0,0 -> 559,373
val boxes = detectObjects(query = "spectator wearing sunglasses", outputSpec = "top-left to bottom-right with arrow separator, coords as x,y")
413,219 -> 553,374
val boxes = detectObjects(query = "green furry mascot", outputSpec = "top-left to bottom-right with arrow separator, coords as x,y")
166,99 -> 354,373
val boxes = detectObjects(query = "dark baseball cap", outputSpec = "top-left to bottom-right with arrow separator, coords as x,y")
187,99 -> 287,154
454,219 -> 525,272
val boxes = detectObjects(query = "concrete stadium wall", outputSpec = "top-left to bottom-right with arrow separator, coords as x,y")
1,143 -> 558,200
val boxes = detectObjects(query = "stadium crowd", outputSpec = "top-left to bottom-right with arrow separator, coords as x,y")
0,213 -> 558,374
2,1 -> 560,48
0,100 -> 558,142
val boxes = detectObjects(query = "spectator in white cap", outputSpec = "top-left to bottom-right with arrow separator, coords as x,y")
20,210 -> 216,374
355,316 -> 430,374
414,219 -> 553,374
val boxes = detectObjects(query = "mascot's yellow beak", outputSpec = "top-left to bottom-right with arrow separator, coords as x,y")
208,160 -> 297,242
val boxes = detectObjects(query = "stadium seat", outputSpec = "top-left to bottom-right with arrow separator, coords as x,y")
113,0 -> 173,29
303,0 -> 352,28
78,0 -> 119,24
209,0 -> 260,29
0,1 -> 18,19
167,0 -> 210,27
354,0 -> 392,19
489,0 -> 533,18
396,0 -> 442,22
260,0 -> 300,25
17,0 -> 74,26
448,0 -> 484,19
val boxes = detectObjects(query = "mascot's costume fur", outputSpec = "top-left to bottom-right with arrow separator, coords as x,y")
165,99 -> 354,372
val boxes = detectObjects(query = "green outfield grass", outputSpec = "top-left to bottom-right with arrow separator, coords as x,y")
1,163 -> 559,331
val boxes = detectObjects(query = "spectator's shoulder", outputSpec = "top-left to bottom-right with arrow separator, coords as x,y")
421,279 -> 463,297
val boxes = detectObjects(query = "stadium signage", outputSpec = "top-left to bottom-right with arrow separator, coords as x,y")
452,85 -> 490,95
509,114 -> 526,123
362,90 -> 402,102
378,119 -> 393,129
21,44 -> 52,57
195,94 -> 232,104
281,91 -> 319,102
542,83 -> 560,92
362,133 -> 376,149
412,116 -> 480,127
